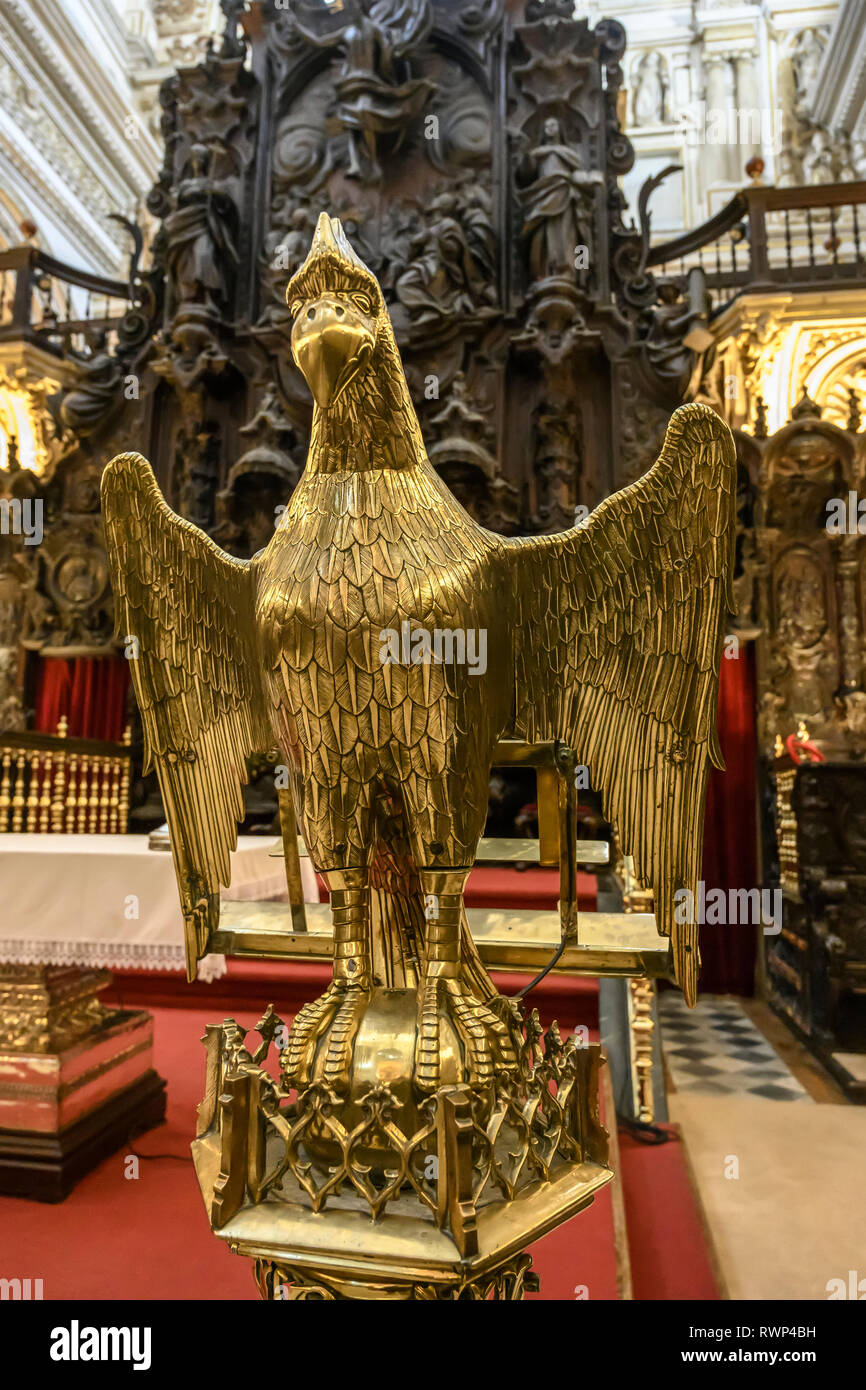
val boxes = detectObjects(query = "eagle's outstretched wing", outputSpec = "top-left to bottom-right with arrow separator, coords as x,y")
102,453 -> 274,978
508,403 -> 736,1004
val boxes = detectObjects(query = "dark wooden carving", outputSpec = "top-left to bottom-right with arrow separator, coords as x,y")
0,0 -> 718,825
734,398 -> 866,757
764,762 -> 866,1099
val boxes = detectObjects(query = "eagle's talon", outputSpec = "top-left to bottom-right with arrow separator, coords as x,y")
321,986 -> 370,1094
414,976 -> 519,1094
281,980 -> 349,1089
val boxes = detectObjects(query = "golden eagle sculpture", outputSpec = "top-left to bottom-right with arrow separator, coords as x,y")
102,213 -> 735,1096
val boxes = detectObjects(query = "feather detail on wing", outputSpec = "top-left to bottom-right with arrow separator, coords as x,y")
509,403 -> 737,1004
102,453 -> 273,979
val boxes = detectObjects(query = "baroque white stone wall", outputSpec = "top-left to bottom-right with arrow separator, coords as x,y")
0,0 -> 218,274
581,0 -> 850,242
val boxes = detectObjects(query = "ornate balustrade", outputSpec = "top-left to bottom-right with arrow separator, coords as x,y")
0,241 -> 155,365
648,182 -> 866,314
0,716 -> 132,835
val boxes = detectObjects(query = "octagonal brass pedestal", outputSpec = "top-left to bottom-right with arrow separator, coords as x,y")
192,1001 -> 611,1300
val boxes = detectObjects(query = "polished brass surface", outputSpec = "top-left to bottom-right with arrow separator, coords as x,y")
103,212 -> 733,1297
270,834 -> 611,866
0,964 -> 110,1053
627,977 -> 657,1124
253,1253 -> 540,1301
492,740 -> 576,869
214,900 -> 671,979
102,212 -> 734,1017
192,1007 -> 610,1290
0,718 -> 132,835
277,791 -> 308,933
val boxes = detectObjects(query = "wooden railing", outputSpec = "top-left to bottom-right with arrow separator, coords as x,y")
0,245 -> 140,355
648,181 -> 866,314
0,717 -> 132,835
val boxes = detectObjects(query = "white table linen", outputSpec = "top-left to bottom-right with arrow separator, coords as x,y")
0,834 -> 318,979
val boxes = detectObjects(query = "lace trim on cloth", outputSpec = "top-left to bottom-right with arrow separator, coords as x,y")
0,940 -> 227,981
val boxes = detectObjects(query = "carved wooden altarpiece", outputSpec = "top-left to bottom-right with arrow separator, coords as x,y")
734,394 -> 866,1096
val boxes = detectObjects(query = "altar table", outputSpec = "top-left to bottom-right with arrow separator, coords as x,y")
0,833 -> 319,977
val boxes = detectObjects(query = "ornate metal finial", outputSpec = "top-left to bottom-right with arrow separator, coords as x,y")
745,155 -> 765,185
791,385 -> 822,421
847,387 -> 861,433
753,395 -> 768,439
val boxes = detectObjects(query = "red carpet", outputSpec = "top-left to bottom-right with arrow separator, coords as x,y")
465,865 -> 597,910
618,1127 -> 720,1300
106,961 -> 601,1033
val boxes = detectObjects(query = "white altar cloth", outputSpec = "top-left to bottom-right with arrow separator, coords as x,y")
0,834 -> 318,977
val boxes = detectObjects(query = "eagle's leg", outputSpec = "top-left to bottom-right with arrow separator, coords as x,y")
281,864 -> 372,1094
321,866 -> 372,1090
415,868 -> 518,1094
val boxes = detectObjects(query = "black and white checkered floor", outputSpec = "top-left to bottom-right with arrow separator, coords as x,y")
657,993 -> 811,1102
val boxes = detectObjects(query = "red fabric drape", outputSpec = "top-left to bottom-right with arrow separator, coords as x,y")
34,656 -> 130,742
698,643 -> 758,995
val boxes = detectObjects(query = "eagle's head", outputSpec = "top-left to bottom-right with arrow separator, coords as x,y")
287,213 -> 385,411
285,213 -> 424,473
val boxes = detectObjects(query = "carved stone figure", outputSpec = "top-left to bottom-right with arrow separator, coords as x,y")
516,118 -> 603,283
775,141 -> 801,188
791,29 -> 825,120
633,52 -> 667,127
802,128 -> 834,186
164,143 -> 239,312
288,0 -> 436,180
836,133 -> 857,182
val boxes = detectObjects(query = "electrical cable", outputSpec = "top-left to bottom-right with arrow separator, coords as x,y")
511,935 -> 568,1000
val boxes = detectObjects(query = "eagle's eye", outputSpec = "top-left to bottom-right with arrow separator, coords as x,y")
351,291 -> 372,314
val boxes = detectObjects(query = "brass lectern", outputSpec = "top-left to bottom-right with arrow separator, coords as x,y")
102,214 -> 735,1298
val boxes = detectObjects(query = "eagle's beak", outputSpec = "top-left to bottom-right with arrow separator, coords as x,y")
291,294 -> 375,410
